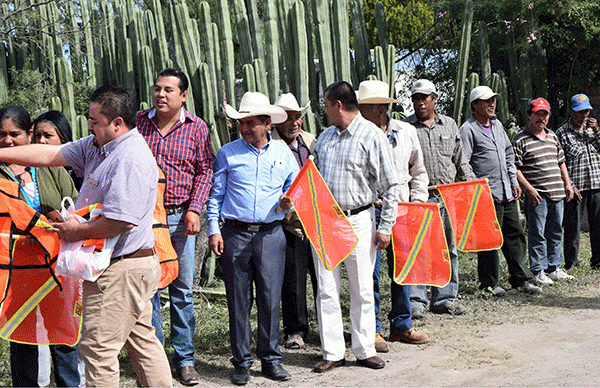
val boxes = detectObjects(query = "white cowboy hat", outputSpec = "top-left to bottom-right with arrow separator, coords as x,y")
357,80 -> 400,104
274,93 -> 311,115
225,92 -> 287,124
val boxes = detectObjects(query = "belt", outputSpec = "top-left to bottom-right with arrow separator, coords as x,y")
225,219 -> 282,232
112,248 -> 155,261
342,203 -> 373,216
165,202 -> 189,215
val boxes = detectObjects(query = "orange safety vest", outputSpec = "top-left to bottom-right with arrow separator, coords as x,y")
154,166 -> 178,289
0,178 -> 82,345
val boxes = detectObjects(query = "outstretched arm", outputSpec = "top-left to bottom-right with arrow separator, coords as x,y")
0,144 -> 67,167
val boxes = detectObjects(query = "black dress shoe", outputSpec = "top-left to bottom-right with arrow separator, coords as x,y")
313,358 -> 346,373
356,356 -> 385,369
231,366 -> 250,385
262,363 -> 291,381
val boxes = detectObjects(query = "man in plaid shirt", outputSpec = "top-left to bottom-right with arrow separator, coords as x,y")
555,94 -> 600,269
137,68 -> 215,386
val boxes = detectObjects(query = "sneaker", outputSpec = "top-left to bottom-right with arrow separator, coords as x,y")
480,286 -> 506,297
411,306 -> 424,320
547,268 -> 574,281
374,333 -> 389,353
517,281 -> 543,294
533,271 -> 554,286
389,328 -> 429,344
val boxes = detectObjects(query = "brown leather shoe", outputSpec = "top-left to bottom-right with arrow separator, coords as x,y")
375,333 -> 389,353
313,358 -> 346,373
178,366 -> 200,386
389,328 -> 430,344
356,356 -> 385,369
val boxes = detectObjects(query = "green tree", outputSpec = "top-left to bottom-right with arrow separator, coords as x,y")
363,0 -> 435,49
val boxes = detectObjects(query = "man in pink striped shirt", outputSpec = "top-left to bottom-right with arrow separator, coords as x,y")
137,68 -> 215,386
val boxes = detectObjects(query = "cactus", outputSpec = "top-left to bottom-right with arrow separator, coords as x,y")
490,73 -> 500,93
50,96 -> 62,112
79,0 -> 96,87
232,0 -> 255,65
497,70 -> 510,124
478,21 -> 491,86
55,58 -> 76,127
375,2 -> 388,49
0,43 -> 8,103
197,2 -> 218,101
199,62 -> 221,152
311,0 -> 335,90
246,0 -> 265,62
463,72 -> 479,122
243,63 -> 256,92
452,0 -> 474,124
74,115 -> 89,141
374,46 -> 386,82
331,0 -> 351,83
216,0 -> 236,109
350,0 -> 372,83
386,44 -> 396,97
253,58 -> 268,96
263,0 -> 281,102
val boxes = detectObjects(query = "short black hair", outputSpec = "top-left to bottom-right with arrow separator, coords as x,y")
32,110 -> 73,143
156,68 -> 189,93
324,81 -> 358,111
90,86 -> 137,129
0,105 -> 31,134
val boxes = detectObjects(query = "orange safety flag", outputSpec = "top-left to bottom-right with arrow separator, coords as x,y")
391,202 -> 451,287
0,179 -> 82,346
154,166 -> 178,289
284,157 -> 358,270
436,179 -> 503,252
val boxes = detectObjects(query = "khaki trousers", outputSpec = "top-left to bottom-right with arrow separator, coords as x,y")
79,254 -> 172,387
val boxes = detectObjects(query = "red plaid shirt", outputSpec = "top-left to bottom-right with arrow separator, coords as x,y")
137,107 -> 215,214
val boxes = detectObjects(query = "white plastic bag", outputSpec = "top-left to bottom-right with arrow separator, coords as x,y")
55,197 -> 119,281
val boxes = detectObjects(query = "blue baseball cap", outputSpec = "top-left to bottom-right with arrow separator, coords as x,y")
570,94 -> 592,112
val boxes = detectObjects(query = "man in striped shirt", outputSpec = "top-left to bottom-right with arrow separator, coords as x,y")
513,97 -> 574,286
555,94 -> 600,269
137,68 -> 215,386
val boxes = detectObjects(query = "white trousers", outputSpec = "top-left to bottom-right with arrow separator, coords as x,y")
313,207 -> 377,361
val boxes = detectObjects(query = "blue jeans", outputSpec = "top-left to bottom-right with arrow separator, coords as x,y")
524,196 -> 564,274
373,207 -> 412,334
10,343 -> 80,387
410,195 -> 459,311
151,210 -> 197,369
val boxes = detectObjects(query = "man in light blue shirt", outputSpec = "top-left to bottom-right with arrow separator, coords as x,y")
207,92 -> 298,386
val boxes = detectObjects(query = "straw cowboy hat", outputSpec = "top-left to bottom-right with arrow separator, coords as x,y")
274,93 -> 311,115
225,92 -> 287,124
357,80 -> 400,104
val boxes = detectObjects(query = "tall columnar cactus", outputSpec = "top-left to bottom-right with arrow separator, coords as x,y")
497,70 -> 510,124
331,0 -> 351,83
139,45 -> 155,107
216,0 -> 236,109
519,52 -> 533,123
0,43 -> 8,103
243,63 -> 256,92
79,0 -> 96,87
74,115 -> 89,141
289,0 -> 317,135
375,1 -> 388,49
478,21 -> 491,86
246,0 -> 265,62
374,46 -> 387,82
232,0 -> 254,65
452,0 -> 474,124
197,2 -> 218,101
199,62 -> 221,151
490,72 -> 500,93
263,0 -> 281,102
50,96 -> 62,112
351,0 -> 372,83
463,72 -> 479,123
311,0 -> 335,90
253,58 -> 268,96
55,58 -> 76,127
148,0 -> 170,70
386,44 -> 396,97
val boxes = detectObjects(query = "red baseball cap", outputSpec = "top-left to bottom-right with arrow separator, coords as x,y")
530,97 -> 551,113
